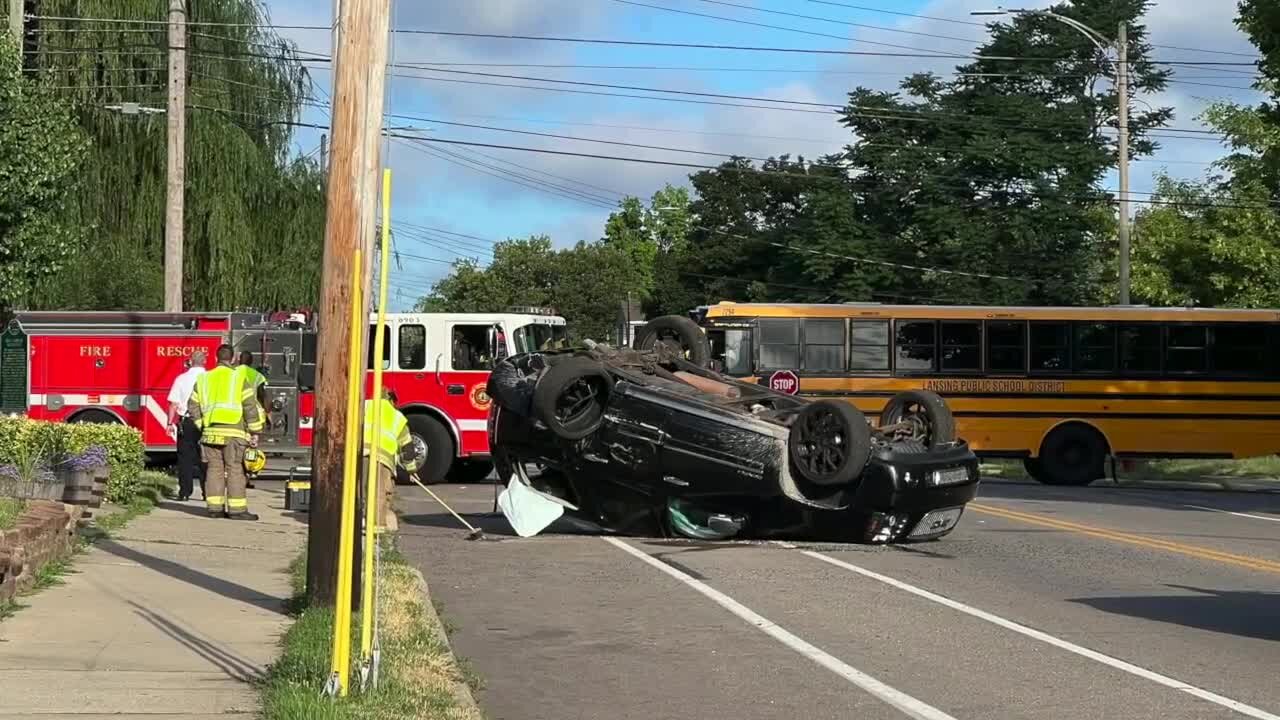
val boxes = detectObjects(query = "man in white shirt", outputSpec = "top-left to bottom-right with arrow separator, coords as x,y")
167,350 -> 208,501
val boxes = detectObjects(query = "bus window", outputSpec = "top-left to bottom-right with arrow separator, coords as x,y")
708,329 -> 752,375
757,319 -> 800,371
398,324 -> 426,370
986,321 -> 1026,374
1030,323 -> 1069,372
1120,325 -> 1161,374
1074,323 -> 1116,373
941,322 -> 981,372
803,319 -> 845,372
1167,325 -> 1208,374
1212,324 -> 1267,376
367,325 -> 390,370
895,320 -> 936,373
850,320 -> 889,371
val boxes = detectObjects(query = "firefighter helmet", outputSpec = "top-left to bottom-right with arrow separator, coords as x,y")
244,448 -> 266,475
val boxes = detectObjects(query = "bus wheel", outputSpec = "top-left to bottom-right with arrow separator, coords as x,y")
449,459 -> 494,484
1037,425 -> 1107,487
1022,458 -> 1043,481
633,315 -> 712,367
402,415 -> 453,485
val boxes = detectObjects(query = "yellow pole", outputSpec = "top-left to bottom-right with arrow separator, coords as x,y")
361,168 -> 392,662
330,248 -> 364,697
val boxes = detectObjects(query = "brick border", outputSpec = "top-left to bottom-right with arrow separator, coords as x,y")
0,501 -> 84,604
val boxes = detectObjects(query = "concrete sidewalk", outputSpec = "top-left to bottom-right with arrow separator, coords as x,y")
0,484 -> 307,719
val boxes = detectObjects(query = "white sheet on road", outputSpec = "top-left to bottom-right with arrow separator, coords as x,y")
499,475 -> 565,537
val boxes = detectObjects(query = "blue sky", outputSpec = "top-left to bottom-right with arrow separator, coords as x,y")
262,0 -> 1262,310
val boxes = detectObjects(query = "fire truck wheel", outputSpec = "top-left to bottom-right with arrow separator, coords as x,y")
402,414 -> 453,485
69,409 -> 120,425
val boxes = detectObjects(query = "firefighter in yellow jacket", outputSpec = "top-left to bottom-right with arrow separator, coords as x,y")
362,389 -> 418,530
188,344 -> 266,520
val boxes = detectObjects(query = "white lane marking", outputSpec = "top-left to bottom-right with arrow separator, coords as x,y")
804,550 -> 1280,720
603,537 -> 958,720
1183,504 -> 1280,523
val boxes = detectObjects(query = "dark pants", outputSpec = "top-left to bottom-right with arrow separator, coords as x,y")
177,417 -> 206,498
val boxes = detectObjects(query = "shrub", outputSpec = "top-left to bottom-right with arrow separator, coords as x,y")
0,417 -> 145,503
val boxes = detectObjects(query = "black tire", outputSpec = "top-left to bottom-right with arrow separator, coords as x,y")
788,400 -> 873,486
69,409 -> 120,424
633,315 -> 712,367
1023,457 -> 1043,481
879,390 -> 956,449
1037,424 -> 1107,487
449,459 -> 494,484
532,357 -> 612,440
402,414 -> 453,485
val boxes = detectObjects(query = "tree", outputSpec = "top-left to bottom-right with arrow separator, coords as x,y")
840,0 -> 1170,306
1130,1 -> 1280,307
0,37 -> 88,310
26,0 -> 325,311
418,234 -> 650,342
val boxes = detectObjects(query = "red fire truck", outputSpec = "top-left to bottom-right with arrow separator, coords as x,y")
2,308 -> 567,483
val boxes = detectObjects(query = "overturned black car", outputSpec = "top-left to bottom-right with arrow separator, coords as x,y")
486,339 -> 980,543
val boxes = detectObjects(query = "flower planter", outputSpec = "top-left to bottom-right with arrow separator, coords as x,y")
60,467 -> 98,507
0,475 -> 66,502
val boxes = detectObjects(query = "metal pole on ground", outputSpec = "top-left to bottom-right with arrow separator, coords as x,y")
327,250 -> 364,698
360,169 -> 392,671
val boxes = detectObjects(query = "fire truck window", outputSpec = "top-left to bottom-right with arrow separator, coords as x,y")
452,325 -> 492,371
398,325 -> 426,370
367,326 -> 390,370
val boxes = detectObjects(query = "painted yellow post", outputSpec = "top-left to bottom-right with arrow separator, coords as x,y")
361,169 -> 392,662
330,248 -> 364,696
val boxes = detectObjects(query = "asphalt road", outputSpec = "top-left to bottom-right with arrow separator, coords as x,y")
395,475 -> 1280,720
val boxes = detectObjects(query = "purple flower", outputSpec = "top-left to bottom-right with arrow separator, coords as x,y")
61,445 -> 110,471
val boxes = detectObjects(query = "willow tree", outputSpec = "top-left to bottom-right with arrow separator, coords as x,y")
26,0 -> 325,310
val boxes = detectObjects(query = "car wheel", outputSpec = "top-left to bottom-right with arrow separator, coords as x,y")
633,315 -> 712,367
532,357 -> 612,440
879,390 -> 956,449
788,400 -> 873,486
1037,424 -> 1106,486
449,459 -> 494,484
401,414 -> 453,485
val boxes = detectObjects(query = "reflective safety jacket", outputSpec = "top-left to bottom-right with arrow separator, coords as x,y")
240,365 -> 267,392
187,365 -> 265,445
362,398 -> 418,473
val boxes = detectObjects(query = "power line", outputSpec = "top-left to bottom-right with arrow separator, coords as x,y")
802,0 -> 985,27
686,0 -> 982,44
608,0 -> 964,54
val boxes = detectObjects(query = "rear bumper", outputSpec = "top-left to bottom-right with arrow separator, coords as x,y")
852,442 -> 981,513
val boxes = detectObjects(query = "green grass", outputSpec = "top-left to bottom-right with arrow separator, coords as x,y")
981,456 -> 1280,484
0,497 -> 24,530
260,549 -> 480,720
90,471 -> 173,537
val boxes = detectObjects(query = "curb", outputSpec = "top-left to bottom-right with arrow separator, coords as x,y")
407,565 -> 483,716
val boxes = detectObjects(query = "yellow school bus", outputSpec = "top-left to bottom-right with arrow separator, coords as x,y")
691,301 -> 1280,486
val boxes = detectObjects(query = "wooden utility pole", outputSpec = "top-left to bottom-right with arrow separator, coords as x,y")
307,0 -> 392,606
163,0 -> 187,312
7,0 -> 22,45
1115,22 -> 1131,306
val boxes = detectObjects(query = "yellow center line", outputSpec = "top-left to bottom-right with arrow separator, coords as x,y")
969,502 -> 1280,575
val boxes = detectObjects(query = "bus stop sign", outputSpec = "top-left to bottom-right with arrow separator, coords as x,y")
768,370 -> 799,395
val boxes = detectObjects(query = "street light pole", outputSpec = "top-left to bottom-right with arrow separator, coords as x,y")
973,8 -> 1131,304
